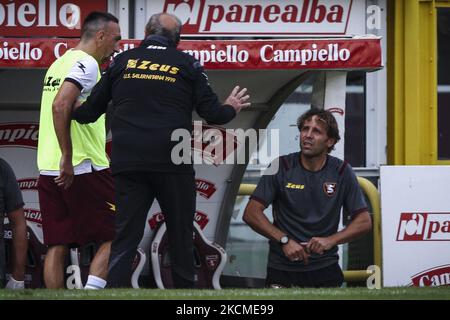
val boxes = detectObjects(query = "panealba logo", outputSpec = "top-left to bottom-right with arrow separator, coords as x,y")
161,0 -> 352,35
396,213 -> 450,241
323,182 -> 337,196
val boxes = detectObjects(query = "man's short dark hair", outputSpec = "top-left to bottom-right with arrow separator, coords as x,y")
145,13 -> 182,46
81,11 -> 119,40
297,108 -> 341,153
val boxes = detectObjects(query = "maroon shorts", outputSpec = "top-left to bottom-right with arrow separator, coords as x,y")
38,169 -> 116,247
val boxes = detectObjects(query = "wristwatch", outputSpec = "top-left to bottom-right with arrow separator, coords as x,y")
279,235 -> 289,245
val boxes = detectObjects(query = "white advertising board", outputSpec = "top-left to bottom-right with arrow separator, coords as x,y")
147,0 -> 366,37
380,166 -> 450,287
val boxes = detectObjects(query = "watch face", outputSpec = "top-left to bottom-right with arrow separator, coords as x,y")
280,236 -> 289,244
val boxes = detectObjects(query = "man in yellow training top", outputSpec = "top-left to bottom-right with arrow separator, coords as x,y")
37,11 -> 121,289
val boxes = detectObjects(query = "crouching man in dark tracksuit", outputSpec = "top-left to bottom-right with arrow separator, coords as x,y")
72,13 -> 251,288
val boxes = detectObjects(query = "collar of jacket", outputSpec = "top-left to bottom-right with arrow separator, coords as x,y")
140,35 -> 177,48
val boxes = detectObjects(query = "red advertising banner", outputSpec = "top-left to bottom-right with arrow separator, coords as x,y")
411,264 -> 450,286
0,0 -> 107,37
0,123 -> 39,148
0,37 -> 382,70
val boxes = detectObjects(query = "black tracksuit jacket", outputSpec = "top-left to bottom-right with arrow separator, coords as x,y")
72,35 -> 236,174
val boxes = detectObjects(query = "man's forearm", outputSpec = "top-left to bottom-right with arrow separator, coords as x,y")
205,104 -> 236,125
72,102 -> 100,124
243,205 -> 285,242
53,101 -> 73,158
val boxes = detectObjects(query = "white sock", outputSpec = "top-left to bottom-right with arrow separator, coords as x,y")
6,276 -> 25,289
84,275 -> 107,290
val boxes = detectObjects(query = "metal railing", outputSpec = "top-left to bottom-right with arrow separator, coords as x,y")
238,176 -> 381,283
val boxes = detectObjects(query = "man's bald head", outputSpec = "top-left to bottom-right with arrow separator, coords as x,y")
145,13 -> 182,46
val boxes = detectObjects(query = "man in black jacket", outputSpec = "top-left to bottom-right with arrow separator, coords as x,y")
0,158 -> 27,289
72,12 -> 250,288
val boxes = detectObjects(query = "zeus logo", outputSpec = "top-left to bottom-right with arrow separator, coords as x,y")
77,62 -> 86,74
163,0 -> 203,25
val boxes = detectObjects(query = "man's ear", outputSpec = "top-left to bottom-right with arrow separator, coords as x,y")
96,29 -> 106,42
326,138 -> 336,149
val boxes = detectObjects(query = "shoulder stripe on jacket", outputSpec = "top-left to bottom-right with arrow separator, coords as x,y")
339,161 -> 348,176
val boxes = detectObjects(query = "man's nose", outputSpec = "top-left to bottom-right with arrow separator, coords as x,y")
304,129 -> 313,138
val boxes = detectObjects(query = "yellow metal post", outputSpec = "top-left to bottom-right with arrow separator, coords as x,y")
356,177 -> 382,273
388,0 -> 439,165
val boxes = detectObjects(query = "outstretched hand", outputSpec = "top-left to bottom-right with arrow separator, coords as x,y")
224,86 -> 251,113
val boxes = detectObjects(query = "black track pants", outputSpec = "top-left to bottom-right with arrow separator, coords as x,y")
107,171 -> 196,288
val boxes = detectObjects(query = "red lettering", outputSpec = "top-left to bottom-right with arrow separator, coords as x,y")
300,0 -> 310,22
243,5 -> 262,23
200,1 -> 347,32
308,0 -> 326,23
205,5 -> 224,32
281,5 -> 298,23
225,5 -> 242,23
426,221 -> 440,239
328,5 -> 343,22
443,221 -> 450,233
263,5 -> 280,23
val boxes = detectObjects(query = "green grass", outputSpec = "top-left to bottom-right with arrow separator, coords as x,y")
0,287 -> 449,300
